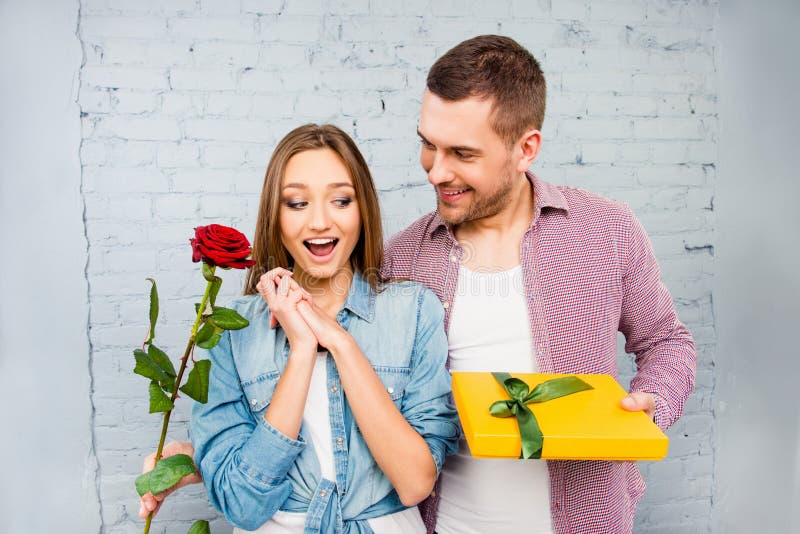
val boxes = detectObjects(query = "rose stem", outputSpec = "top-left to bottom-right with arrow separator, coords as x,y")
143,265 -> 215,534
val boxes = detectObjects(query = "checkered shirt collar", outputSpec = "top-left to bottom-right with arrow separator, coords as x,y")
429,171 -> 570,237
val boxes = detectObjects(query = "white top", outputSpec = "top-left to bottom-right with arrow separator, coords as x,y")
236,352 -> 425,534
436,265 -> 554,534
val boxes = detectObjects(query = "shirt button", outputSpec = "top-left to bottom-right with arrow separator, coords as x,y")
449,255 -> 458,263
320,490 -> 327,497
330,385 -> 338,393
387,386 -> 395,394
250,399 -> 257,406
442,301 -> 450,309
336,437 -> 344,445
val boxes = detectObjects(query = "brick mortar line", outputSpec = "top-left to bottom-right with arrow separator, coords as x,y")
76,1 -> 105,531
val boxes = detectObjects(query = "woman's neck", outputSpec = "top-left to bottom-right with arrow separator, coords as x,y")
293,266 -> 353,317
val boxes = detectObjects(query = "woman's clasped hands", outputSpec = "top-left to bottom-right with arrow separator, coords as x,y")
256,268 -> 352,355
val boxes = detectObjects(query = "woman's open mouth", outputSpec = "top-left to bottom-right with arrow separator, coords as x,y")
303,237 -> 339,261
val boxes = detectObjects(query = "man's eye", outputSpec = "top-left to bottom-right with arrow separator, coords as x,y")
333,197 -> 353,207
420,139 -> 435,149
284,200 -> 307,209
454,150 -> 473,160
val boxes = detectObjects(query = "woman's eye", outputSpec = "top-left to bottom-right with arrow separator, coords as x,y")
333,197 -> 353,208
284,200 -> 308,209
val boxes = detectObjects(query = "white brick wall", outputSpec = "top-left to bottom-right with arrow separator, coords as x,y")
78,1 -> 717,532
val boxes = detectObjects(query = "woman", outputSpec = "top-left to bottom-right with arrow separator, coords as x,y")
188,124 -> 458,533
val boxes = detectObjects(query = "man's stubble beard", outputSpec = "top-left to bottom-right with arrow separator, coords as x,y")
437,164 -> 518,226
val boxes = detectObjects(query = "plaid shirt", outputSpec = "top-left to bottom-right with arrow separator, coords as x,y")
382,173 -> 696,534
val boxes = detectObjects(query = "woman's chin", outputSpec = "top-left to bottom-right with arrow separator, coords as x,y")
295,261 -> 351,284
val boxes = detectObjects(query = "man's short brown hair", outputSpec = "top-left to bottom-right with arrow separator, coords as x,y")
426,35 -> 546,145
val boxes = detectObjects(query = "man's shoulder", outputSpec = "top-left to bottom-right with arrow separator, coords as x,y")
549,182 -> 635,228
385,211 -> 441,253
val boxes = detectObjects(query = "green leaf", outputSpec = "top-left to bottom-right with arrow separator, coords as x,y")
148,381 -> 174,413
134,453 -> 196,497
146,278 -> 159,344
208,306 -> 249,330
148,344 -> 176,378
180,359 -> 211,403
209,276 -> 222,307
195,322 -> 214,344
134,349 -> 173,387
202,262 -> 216,282
194,322 -> 223,349
197,333 -> 221,350
187,520 -> 211,534
195,322 -> 222,350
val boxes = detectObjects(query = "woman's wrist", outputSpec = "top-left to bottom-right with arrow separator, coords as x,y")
327,331 -> 356,358
288,341 -> 318,359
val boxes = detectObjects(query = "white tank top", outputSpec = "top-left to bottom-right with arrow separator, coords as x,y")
236,353 -> 425,533
436,265 -> 554,534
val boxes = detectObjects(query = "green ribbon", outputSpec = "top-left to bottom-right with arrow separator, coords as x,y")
489,372 -> 594,459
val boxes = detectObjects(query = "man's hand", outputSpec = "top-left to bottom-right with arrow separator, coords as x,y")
138,441 -> 202,519
620,391 -> 656,419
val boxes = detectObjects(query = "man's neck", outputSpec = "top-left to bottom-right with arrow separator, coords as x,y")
454,175 -> 535,272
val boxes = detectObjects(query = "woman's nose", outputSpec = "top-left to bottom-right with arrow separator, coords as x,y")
308,204 -> 331,230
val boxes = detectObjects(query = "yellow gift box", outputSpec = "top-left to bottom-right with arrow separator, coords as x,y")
451,372 -> 668,461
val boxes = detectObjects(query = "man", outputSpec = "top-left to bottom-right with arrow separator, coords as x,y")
141,35 -> 696,533
381,35 -> 695,533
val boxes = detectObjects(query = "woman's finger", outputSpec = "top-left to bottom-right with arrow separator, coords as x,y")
287,289 -> 307,305
261,267 -> 292,280
259,268 -> 292,294
277,273 -> 292,297
296,300 -> 322,331
258,279 -> 277,311
289,279 -> 313,302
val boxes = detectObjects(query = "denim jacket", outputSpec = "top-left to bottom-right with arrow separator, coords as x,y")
191,273 -> 459,533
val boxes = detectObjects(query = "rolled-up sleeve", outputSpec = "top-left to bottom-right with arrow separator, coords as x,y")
400,288 -> 460,473
191,329 -> 306,531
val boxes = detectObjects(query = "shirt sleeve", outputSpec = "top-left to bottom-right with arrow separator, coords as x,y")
400,287 -> 460,473
191,328 -> 306,531
619,210 -> 697,431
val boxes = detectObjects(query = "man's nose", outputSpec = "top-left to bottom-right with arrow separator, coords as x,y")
427,152 -> 453,186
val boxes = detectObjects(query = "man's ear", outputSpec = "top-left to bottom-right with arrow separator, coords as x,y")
516,128 -> 542,172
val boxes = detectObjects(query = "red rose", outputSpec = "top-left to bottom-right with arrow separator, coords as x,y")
190,224 -> 256,269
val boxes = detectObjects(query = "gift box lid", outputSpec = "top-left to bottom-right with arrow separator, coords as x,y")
451,372 -> 669,461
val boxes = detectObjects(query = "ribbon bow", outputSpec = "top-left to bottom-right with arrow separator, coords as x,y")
489,372 -> 593,459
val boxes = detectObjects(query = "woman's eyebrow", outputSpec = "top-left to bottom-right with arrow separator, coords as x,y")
282,182 -> 307,190
328,182 -> 355,189
282,182 -> 354,190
